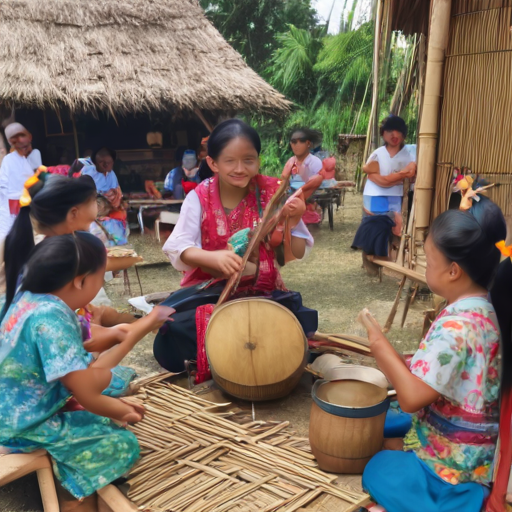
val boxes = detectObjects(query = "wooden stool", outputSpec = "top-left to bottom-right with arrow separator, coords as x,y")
0,450 -> 59,512
155,210 -> 180,242
0,451 -> 138,512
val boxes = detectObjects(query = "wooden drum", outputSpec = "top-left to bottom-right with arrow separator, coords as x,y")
205,298 -> 308,401
309,379 -> 389,474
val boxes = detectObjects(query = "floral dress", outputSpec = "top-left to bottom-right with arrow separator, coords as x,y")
405,296 -> 500,485
362,297 -> 500,512
0,292 -> 139,499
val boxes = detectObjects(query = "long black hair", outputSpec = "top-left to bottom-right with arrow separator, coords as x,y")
431,197 -> 510,388
16,232 -> 106,305
429,196 -> 506,290
4,174 -> 97,306
207,119 -> 261,159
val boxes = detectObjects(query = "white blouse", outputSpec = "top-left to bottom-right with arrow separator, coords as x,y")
163,190 -> 314,272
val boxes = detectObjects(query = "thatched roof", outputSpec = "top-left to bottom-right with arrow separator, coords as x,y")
0,0 -> 290,115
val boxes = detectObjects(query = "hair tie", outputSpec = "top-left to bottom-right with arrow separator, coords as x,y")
496,240 -> 512,257
19,166 -> 47,207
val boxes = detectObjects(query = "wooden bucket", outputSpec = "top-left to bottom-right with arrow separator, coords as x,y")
309,379 -> 389,474
205,298 -> 308,401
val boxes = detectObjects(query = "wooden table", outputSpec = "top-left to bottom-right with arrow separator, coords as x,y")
291,180 -> 354,231
126,199 -> 183,232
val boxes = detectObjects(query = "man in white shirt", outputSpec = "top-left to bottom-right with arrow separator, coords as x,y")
0,123 -> 42,236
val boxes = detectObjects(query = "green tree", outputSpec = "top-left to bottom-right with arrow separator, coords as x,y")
200,0 -> 317,72
314,21 -> 374,106
265,25 -> 325,104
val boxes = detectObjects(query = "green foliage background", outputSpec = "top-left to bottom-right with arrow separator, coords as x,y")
200,1 -> 419,177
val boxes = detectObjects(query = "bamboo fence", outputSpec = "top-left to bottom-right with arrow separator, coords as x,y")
452,0 -> 512,15
434,3 -> 512,219
124,373 -> 369,512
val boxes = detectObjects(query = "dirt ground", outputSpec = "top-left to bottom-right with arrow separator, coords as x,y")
1,192 -> 430,511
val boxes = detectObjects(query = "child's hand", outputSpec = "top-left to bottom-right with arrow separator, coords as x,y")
210,250 -> 243,278
118,399 -> 145,424
282,197 -> 306,227
83,324 -> 131,353
400,162 -> 416,179
358,308 -> 385,347
147,306 -> 176,330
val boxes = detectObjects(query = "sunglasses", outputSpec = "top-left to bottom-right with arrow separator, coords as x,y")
290,137 -> 308,144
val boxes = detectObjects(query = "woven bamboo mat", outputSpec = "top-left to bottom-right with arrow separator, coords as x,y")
124,373 -> 369,512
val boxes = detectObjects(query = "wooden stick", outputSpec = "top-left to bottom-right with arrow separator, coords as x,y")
383,276 -> 407,333
217,175 -> 290,305
97,485 -> 138,512
36,467 -> 59,512
371,257 -> 428,284
400,282 -> 418,328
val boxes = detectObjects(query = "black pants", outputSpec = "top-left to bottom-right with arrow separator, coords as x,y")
153,306 -> 209,372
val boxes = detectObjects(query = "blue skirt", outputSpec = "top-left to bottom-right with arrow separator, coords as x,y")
362,451 -> 488,512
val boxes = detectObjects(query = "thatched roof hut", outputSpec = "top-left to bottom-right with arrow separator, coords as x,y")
0,0 -> 290,116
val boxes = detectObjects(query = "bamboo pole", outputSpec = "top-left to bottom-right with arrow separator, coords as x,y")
195,109 -> 214,133
413,0 -> 452,274
71,112 -> 79,159
364,0 -> 384,161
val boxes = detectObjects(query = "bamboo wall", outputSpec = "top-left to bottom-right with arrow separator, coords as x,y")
434,1 -> 512,218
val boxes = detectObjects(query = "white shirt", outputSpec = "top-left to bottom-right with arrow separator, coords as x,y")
0,198 -> 9,239
286,153 -> 323,182
163,190 -> 314,271
363,144 -> 416,197
0,149 -> 42,201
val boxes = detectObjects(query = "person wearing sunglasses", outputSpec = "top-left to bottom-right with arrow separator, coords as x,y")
284,128 -> 323,183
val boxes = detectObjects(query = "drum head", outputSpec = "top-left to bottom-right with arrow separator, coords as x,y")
206,298 -> 307,387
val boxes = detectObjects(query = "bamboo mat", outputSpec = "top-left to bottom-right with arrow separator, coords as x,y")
125,373 -> 369,512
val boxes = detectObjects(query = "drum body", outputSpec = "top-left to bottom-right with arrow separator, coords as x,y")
206,298 -> 308,401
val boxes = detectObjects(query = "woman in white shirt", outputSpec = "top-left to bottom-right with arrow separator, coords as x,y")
352,115 -> 416,272
362,115 -> 416,216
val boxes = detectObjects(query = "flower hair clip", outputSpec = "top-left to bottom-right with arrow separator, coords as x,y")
496,240 -> 512,258
19,166 -> 47,207
454,173 -> 495,211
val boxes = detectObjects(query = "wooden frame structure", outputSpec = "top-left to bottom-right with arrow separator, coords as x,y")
371,0 -> 512,279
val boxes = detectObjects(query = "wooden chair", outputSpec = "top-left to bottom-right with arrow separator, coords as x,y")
0,450 -> 59,512
155,210 -> 180,242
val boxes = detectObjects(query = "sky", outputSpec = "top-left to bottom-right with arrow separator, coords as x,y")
313,0 -> 371,34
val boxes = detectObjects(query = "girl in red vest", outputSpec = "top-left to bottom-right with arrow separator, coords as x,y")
157,119 -> 315,373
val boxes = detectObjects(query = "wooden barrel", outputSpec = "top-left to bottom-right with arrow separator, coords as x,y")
205,298 -> 308,401
309,379 -> 389,474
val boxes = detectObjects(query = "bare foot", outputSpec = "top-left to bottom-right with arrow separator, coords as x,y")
57,481 -> 98,512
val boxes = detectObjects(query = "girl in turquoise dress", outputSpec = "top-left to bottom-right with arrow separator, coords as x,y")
359,196 -> 507,512
3,170 -> 139,396
0,232 -> 174,510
